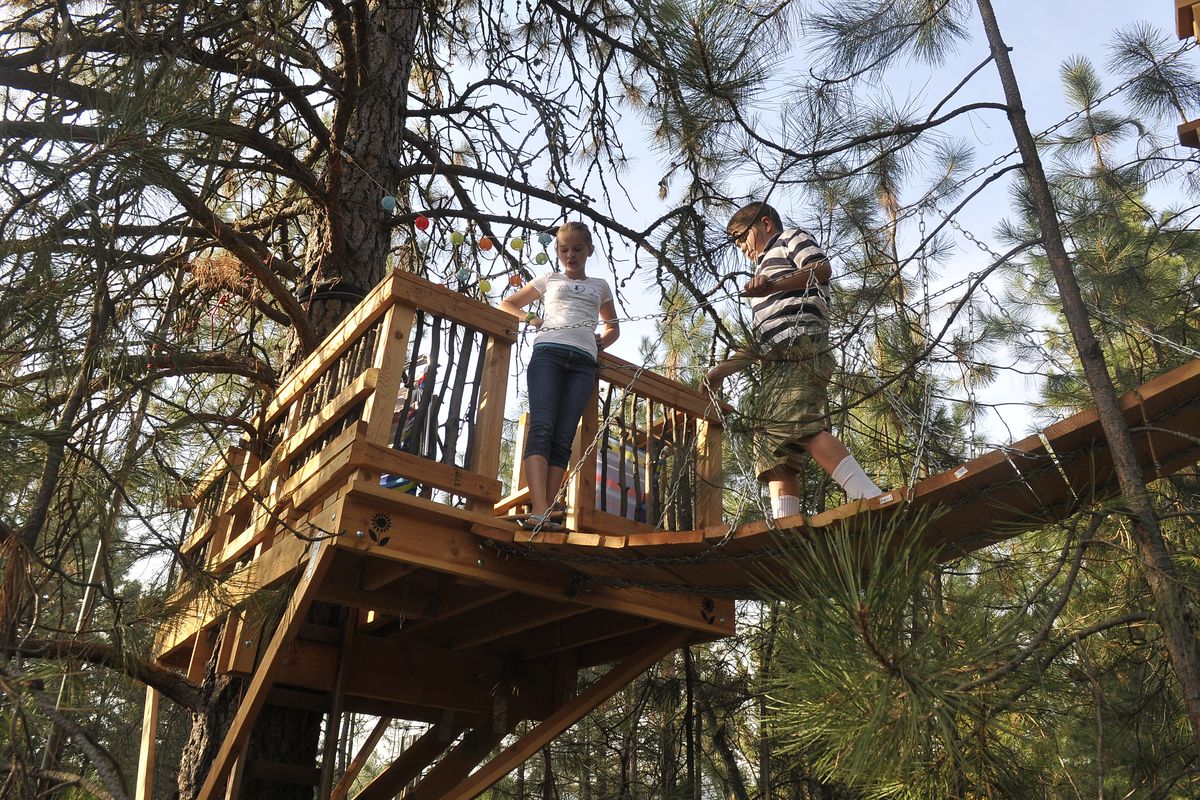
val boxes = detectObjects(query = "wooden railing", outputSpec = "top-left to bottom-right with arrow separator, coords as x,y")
177,269 -> 515,575
501,353 -> 725,535
160,269 -> 725,668
176,265 -> 725,581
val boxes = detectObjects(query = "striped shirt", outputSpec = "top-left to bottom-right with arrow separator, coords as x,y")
750,228 -> 831,350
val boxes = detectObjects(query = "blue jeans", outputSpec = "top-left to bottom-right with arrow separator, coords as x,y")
524,346 -> 597,468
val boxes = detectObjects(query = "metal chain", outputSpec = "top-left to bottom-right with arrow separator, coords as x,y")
1087,304 -> 1200,360
907,213 -> 935,490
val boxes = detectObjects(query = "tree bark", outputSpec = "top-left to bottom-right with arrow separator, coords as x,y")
177,2 -> 424,797
974,0 -> 1200,743
297,0 -> 423,351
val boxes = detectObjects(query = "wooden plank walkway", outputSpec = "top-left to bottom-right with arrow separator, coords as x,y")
475,357 -> 1200,596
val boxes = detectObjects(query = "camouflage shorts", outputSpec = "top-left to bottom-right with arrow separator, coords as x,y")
741,336 -> 836,480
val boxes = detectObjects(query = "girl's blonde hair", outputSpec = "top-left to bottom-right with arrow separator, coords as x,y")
556,221 -> 593,245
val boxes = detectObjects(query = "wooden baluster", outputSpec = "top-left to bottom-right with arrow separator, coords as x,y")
411,316 -> 443,462
568,379 -> 600,532
393,311 -> 426,450
360,301 -> 416,445
468,334 -> 512,513
441,327 -> 477,465
598,382 -> 614,515
461,331 -> 489,471
695,415 -> 724,528
643,395 -> 657,527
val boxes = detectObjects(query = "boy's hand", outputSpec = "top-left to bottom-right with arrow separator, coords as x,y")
706,351 -> 753,386
743,274 -> 771,296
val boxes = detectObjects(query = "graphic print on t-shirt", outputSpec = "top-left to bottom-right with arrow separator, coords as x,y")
542,277 -> 602,331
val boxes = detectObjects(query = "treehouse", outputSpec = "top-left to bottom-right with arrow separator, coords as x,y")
137,268 -> 1200,800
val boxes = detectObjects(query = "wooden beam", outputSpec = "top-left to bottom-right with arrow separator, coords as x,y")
359,304 -> 417,448
352,723 -> 462,800
411,595 -> 591,650
492,610 -> 660,660
134,687 -> 159,800
1179,118 -> 1200,149
434,629 -> 690,800
695,418 -> 724,528
277,635 -> 554,719
266,275 -> 398,427
331,716 -> 391,800
196,539 -> 335,800
1178,0 -> 1199,39
319,611 -> 357,799
354,440 -> 502,504
244,759 -> 322,786
282,368 -> 379,470
388,270 -> 517,342
598,353 -> 719,420
361,559 -> 418,591
467,336 -> 512,513
402,725 -> 510,800
326,486 -> 736,635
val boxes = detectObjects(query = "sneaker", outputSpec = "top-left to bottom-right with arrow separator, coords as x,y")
519,513 -> 567,533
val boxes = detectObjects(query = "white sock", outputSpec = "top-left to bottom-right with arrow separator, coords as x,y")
771,494 -> 800,519
831,455 -> 881,500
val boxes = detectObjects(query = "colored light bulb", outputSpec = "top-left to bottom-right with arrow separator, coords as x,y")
380,195 -> 396,211
415,214 -> 430,231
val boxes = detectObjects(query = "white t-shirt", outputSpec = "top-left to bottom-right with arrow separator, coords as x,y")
529,273 -> 613,361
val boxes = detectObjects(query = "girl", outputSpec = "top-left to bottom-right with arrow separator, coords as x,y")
499,222 -> 620,531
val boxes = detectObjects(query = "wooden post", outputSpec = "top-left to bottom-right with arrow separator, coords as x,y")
196,539 -> 335,800
360,302 -> 418,448
330,716 -> 392,800
467,337 -> 512,513
511,412 -> 530,492
434,629 -> 690,800
134,687 -> 159,800
353,723 -> 463,800
566,383 -> 600,531
694,419 -> 724,528
318,611 -> 358,798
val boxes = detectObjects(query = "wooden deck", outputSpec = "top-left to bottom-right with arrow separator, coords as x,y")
140,266 -> 1200,800
471,357 -> 1200,597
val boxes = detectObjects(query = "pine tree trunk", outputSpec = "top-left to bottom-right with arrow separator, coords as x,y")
974,0 -> 1200,743
177,2 -> 423,797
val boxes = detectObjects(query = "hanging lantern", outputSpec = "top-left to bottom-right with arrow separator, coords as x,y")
510,237 -> 525,251
538,232 -> 553,246
456,268 -> 473,284
415,214 -> 430,231
508,273 -> 523,287
478,279 -> 492,293
380,195 -> 397,211
450,231 -> 465,245
535,252 -> 549,265
479,237 -> 494,251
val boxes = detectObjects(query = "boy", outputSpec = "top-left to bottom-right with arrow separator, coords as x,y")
706,201 -> 880,519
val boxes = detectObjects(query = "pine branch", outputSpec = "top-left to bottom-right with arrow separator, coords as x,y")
4,638 -> 201,711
